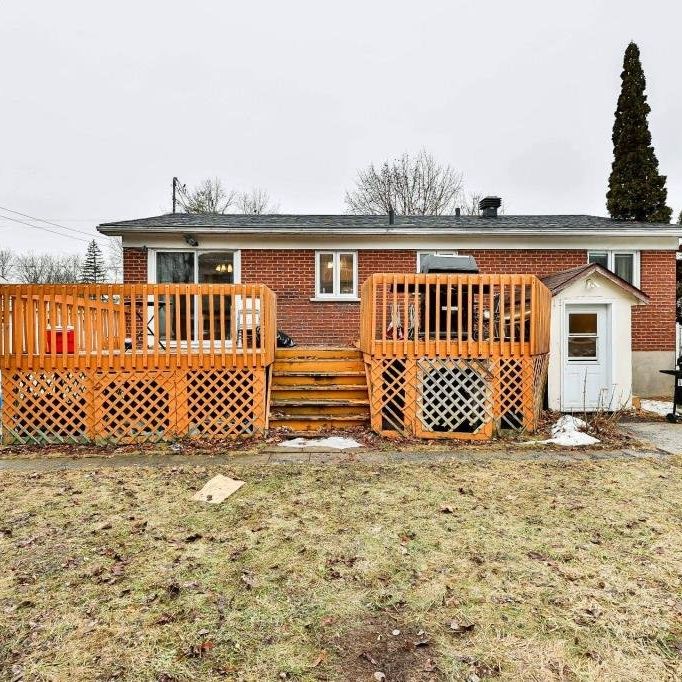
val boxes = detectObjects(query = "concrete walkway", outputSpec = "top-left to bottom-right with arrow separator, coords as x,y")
0,446 -> 665,472
621,421 -> 682,456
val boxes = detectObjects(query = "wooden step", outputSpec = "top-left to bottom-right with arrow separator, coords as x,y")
271,399 -> 369,417
271,386 -> 368,401
273,358 -> 365,373
271,383 -> 367,392
269,414 -> 370,432
272,398 -> 368,407
272,370 -> 365,378
275,347 -> 361,360
271,374 -> 366,387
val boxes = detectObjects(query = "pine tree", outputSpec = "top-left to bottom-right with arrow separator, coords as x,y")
80,240 -> 107,283
606,42 -> 672,223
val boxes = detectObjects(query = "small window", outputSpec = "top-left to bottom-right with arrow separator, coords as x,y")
587,251 -> 638,286
315,251 -> 357,298
417,251 -> 458,272
613,253 -> 634,283
587,252 -> 609,269
568,312 -> 598,360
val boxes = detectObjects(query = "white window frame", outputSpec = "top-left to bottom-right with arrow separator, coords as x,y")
587,250 -> 639,287
146,249 -> 241,347
314,251 -> 358,300
566,310 -> 599,363
148,248 -> 241,284
416,251 -> 459,272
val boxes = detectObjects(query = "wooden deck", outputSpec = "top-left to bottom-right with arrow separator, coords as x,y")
359,274 -> 551,440
0,284 -> 277,443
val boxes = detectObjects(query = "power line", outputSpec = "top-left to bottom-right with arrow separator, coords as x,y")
0,213 -> 91,243
0,204 -> 97,238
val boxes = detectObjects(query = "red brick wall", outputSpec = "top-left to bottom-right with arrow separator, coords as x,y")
632,251 -> 676,351
240,249 -> 415,345
124,246 -> 676,350
123,247 -> 147,283
458,249 -> 587,277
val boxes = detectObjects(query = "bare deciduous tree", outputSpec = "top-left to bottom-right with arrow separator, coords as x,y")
345,150 -> 463,215
236,188 -> 279,214
106,237 -> 123,282
177,177 -> 236,214
461,192 -> 483,216
13,253 -> 82,284
0,249 -> 14,281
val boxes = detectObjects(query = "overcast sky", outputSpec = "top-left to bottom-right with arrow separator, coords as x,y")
1,0 -> 681,254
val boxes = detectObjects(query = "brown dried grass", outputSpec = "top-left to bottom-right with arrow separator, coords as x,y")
1,455 -> 681,680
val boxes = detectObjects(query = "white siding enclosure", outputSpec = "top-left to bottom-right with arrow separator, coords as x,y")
545,266 -> 649,412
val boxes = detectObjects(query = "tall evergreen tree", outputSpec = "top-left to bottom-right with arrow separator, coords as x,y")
606,42 -> 672,223
80,239 -> 107,283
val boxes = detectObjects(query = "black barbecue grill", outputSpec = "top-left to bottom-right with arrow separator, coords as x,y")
418,255 -> 479,335
419,254 -> 479,275
659,355 -> 682,423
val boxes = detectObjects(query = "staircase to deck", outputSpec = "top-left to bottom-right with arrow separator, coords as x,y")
269,347 -> 370,432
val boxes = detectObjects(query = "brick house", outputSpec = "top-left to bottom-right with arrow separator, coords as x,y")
98,203 -> 681,402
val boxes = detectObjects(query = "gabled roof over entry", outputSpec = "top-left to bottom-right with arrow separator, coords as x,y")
541,263 -> 650,303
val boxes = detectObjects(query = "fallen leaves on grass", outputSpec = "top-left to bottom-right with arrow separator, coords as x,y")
449,620 -> 476,634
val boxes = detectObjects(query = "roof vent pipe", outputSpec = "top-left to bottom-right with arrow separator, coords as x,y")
388,206 -> 395,225
478,196 -> 502,218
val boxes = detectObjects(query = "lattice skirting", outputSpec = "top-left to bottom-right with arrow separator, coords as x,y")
366,354 -> 548,440
1,367 -> 267,444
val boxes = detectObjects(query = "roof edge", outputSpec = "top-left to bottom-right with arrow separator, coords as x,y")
541,263 -> 650,303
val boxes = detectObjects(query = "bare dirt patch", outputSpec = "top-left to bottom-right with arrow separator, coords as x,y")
327,615 -> 442,681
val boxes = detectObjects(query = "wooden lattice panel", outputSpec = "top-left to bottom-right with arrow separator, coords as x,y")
1,370 -> 91,444
182,368 -> 266,438
494,356 -> 548,432
365,353 -> 548,441
415,358 -> 494,439
366,358 -> 416,436
93,371 -> 176,443
495,358 -> 526,430
530,354 -> 549,428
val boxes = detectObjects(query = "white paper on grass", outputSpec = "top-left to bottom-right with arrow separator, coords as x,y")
279,436 -> 362,450
640,400 -> 673,417
192,475 -> 244,504
533,415 -> 600,447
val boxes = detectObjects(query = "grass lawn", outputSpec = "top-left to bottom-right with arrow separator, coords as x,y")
1,455 -> 681,681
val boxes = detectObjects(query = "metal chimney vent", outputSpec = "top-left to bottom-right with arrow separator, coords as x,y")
479,196 -> 502,218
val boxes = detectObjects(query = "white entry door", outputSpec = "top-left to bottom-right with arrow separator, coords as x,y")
561,304 -> 610,410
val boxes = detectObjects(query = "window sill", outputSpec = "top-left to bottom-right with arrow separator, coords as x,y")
309,296 -> 361,303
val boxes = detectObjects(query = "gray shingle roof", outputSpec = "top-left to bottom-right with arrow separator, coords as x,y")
97,213 -> 682,234
541,263 -> 649,302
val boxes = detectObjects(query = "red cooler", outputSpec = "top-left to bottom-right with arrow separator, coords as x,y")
46,326 -> 75,353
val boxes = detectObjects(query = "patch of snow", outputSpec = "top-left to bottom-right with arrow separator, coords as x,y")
640,400 -> 674,417
279,436 -> 362,450
533,414 -> 600,447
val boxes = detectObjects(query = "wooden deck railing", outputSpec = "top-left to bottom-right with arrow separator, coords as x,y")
0,284 -> 277,371
359,273 -> 551,358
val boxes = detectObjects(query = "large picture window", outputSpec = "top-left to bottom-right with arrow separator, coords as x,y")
587,251 -> 639,286
315,251 -> 357,298
153,251 -> 238,342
